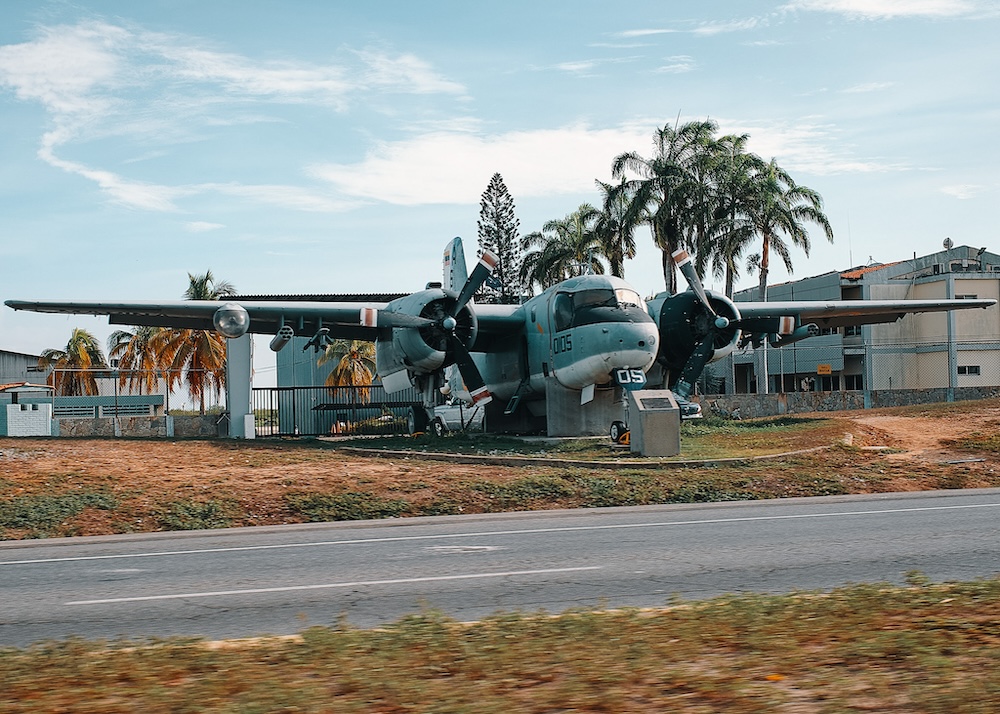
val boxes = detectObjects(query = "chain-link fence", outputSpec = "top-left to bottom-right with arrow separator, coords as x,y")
715,337 -> 1000,396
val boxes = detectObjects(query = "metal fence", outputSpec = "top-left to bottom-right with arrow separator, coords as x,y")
252,384 -> 422,437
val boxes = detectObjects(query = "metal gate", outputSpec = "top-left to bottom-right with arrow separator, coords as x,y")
252,384 -> 421,437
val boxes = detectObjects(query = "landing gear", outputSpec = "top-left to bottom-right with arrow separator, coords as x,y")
609,420 -> 629,444
407,406 -> 429,434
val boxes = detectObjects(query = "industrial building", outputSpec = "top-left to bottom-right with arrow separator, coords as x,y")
722,243 -> 1000,395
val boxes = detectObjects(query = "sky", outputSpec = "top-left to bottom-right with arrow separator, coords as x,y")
2,0 -> 999,389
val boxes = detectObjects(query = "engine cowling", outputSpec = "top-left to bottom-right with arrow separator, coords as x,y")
375,288 -> 478,378
212,303 -> 250,339
651,290 -> 741,373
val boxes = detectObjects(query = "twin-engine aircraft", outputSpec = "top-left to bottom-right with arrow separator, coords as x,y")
6,237 -> 995,436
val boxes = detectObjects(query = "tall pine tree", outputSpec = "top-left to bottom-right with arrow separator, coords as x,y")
476,172 -> 523,303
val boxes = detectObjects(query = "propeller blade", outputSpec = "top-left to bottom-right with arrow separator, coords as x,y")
449,336 -> 493,406
672,336 -> 716,400
450,251 -> 498,317
673,249 -> 717,314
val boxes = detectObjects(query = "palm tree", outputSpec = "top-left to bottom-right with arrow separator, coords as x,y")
158,271 -> 237,414
593,178 -> 638,279
39,328 -> 108,396
319,340 -> 377,402
699,133 -> 764,297
520,204 -> 605,292
107,326 -> 169,395
612,119 -> 719,294
743,158 -> 834,300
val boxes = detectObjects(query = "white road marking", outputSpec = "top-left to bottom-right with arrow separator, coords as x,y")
66,566 -> 602,605
3,501 -> 999,567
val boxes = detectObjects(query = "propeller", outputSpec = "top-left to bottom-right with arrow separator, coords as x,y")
670,249 -> 798,400
443,251 -> 498,405
671,250 -> 732,400
360,251 -> 498,405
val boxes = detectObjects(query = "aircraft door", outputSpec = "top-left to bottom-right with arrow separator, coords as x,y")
525,295 -> 554,392
548,291 -> 576,385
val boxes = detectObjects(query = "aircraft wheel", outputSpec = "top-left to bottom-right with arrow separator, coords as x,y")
407,406 -> 429,434
610,420 -> 627,443
431,418 -> 446,437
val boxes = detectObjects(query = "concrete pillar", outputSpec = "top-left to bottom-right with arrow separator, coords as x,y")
225,333 -> 255,438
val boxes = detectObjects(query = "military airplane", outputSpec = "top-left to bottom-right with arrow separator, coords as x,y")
6,237 -> 996,436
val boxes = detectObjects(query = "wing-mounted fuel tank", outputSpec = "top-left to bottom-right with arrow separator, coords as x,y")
648,290 -> 742,374
212,302 -> 250,338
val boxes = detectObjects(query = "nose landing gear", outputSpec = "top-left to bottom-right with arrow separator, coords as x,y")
609,420 -> 629,445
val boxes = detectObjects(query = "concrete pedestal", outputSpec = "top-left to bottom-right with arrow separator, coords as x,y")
628,389 -> 681,457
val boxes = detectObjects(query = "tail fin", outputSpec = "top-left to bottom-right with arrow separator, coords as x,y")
442,237 -> 468,292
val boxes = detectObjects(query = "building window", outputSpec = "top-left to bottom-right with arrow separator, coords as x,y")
956,294 -> 979,300
957,365 -> 981,376
844,325 -> 862,337
844,374 -> 864,390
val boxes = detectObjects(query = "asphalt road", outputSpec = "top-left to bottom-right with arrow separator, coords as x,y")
2,489 -> 999,647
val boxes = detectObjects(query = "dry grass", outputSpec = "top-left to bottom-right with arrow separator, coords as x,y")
2,576 -> 999,712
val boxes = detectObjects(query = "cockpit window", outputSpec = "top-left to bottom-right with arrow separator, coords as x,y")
573,289 -> 617,309
552,288 -> 651,332
615,288 -> 642,307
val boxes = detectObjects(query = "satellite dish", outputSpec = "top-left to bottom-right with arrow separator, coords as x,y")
943,237 -> 954,250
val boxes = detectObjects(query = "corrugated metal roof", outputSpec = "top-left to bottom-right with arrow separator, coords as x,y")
840,261 -> 905,280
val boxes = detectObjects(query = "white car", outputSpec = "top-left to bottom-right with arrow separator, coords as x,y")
430,401 -> 485,436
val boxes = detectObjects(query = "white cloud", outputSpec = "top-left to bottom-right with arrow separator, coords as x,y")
941,183 -> 986,199
783,0 -> 978,18
308,124 -> 656,205
0,20 -> 465,212
841,81 -> 895,93
306,118 -> 892,206
655,56 -> 696,74
356,50 -> 466,95
618,17 -> 763,38
719,118 -> 903,175
616,29 -> 678,38
185,221 -> 225,232
203,183 -> 362,212
691,18 -> 764,35
556,60 -> 599,73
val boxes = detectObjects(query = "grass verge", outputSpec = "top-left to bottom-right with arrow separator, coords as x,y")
2,576 -> 999,712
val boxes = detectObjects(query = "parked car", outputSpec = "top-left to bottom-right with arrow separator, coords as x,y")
430,400 -> 485,436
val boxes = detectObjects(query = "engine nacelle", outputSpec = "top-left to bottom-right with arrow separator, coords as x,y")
649,290 -> 742,373
375,288 -> 478,379
212,303 -> 250,339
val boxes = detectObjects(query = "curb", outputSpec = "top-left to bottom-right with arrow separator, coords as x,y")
336,445 -> 831,470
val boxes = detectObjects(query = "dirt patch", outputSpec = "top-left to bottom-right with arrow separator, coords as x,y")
2,400 -> 999,539
850,404 -> 1000,463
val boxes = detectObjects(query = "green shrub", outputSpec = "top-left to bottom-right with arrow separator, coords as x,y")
157,500 -> 238,530
286,491 -> 410,521
0,492 -> 117,538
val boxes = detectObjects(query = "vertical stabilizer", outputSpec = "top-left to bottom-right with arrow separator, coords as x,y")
443,237 -> 468,292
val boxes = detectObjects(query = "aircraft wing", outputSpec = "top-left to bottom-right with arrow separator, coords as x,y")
4,298 -> 526,343
5,299 -> 393,341
736,298 -> 996,330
